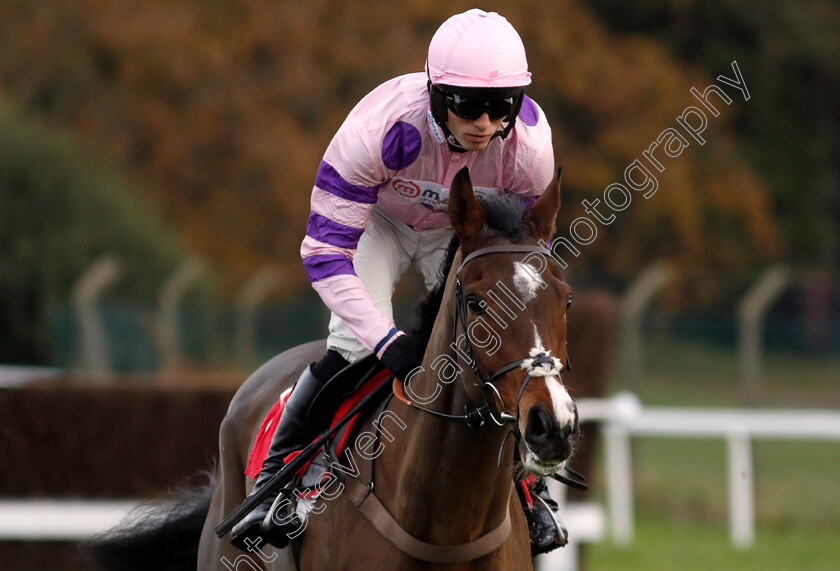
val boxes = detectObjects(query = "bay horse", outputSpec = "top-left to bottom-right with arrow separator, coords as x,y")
89,166 -> 580,570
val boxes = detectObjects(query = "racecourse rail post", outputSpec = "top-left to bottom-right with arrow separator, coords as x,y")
155,258 -> 207,374
727,430 -> 755,548
736,264 -> 792,403
619,261 -> 670,389
72,255 -> 122,383
602,392 -> 641,545
234,265 -> 283,368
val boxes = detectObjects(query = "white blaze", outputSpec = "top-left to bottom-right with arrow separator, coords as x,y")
525,326 -> 575,428
544,375 -> 575,428
513,261 -> 545,302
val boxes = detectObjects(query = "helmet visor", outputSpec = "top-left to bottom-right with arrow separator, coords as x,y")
445,92 -> 515,121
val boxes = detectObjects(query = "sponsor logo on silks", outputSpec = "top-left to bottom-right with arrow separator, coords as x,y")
387,179 -> 500,211
392,179 -> 421,198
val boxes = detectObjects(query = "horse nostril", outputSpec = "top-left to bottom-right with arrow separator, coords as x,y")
526,407 -> 554,440
524,404 -> 575,464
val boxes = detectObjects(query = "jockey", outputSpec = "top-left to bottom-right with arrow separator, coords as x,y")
232,8 -> 566,555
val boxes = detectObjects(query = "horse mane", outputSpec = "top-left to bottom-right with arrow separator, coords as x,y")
407,194 -> 534,358
477,193 -> 531,242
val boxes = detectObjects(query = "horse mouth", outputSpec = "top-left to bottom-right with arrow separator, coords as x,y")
521,450 -> 564,476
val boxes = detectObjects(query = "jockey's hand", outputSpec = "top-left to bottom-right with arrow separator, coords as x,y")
379,333 -> 421,381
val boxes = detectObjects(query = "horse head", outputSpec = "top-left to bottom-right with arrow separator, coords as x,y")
447,166 -> 578,476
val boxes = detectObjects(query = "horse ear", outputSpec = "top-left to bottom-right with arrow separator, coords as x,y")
528,167 -> 562,240
448,167 -> 486,240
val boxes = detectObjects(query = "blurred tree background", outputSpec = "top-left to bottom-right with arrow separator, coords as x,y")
0,0 -> 836,366
0,103 -> 183,363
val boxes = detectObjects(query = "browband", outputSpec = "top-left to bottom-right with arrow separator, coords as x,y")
456,244 -> 553,275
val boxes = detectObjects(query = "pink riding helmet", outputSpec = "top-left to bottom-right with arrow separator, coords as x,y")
427,9 -> 532,88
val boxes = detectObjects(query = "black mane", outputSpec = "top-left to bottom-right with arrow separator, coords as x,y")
406,193 -> 534,357
478,193 -> 531,242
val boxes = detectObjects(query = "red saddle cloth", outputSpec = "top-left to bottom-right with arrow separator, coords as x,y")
245,369 -> 392,478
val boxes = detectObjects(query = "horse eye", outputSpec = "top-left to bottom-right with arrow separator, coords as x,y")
566,295 -> 574,309
466,296 -> 486,315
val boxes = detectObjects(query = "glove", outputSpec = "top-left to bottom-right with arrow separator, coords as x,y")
379,333 -> 421,381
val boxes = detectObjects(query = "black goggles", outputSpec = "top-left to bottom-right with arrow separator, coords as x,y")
444,92 -> 515,121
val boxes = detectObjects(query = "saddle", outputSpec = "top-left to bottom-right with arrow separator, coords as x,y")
244,354 -> 389,483
306,354 -> 385,433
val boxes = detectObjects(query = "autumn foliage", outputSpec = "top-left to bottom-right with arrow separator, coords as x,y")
0,0 -> 779,293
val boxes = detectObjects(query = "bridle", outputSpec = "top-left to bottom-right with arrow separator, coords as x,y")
394,244 -> 569,430
392,243 -> 586,489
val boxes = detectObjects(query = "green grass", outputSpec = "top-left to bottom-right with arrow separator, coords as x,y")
580,339 -> 840,569
626,439 -> 840,530
588,516 -> 840,571
627,339 -> 840,408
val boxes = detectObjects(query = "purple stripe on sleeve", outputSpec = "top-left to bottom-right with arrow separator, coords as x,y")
306,213 -> 365,249
315,161 -> 380,204
302,254 -> 356,282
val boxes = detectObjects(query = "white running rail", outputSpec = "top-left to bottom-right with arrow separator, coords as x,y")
578,392 -> 840,549
0,500 -> 140,541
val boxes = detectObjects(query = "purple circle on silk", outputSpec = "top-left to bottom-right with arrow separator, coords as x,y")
382,121 -> 422,171
518,96 -> 539,127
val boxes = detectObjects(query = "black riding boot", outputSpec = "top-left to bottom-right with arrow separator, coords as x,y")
522,476 -> 569,556
230,364 -> 326,552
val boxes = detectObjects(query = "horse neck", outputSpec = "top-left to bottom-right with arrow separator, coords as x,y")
380,253 -> 515,540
